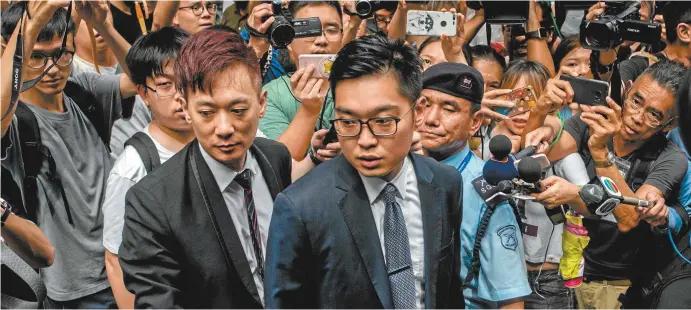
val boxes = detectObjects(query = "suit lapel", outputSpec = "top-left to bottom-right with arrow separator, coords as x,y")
411,154 -> 442,309
191,143 -> 262,305
334,157 -> 394,309
251,143 -> 282,199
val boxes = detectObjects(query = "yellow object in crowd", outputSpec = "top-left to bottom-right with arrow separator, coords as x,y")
560,210 -> 590,288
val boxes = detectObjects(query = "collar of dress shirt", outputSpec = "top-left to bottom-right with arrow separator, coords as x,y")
440,142 -> 471,168
198,143 -> 259,191
359,156 -> 411,205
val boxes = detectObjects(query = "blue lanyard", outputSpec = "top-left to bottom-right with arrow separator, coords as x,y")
456,151 -> 473,173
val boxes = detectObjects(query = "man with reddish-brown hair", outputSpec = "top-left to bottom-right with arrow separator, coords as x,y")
118,29 -> 292,309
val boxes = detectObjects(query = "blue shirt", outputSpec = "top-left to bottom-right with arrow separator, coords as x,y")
668,128 -> 691,236
442,145 -> 531,308
241,29 -> 286,85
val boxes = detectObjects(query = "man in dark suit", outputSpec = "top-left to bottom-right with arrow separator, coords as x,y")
118,30 -> 291,308
264,35 -> 464,309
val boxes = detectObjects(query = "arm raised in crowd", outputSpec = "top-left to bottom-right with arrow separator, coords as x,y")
440,8 -> 467,64
1,1 -> 69,137
340,1 -> 362,46
75,0 -> 136,98
526,1 -> 555,76
151,0 -> 180,32
388,0 -> 408,41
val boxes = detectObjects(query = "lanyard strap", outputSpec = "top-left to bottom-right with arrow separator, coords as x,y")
456,151 -> 473,174
3,4 -> 29,120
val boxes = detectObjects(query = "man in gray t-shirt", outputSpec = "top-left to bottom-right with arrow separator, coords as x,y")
0,4 -> 137,307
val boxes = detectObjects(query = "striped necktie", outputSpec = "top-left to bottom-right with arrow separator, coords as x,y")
234,170 -> 264,279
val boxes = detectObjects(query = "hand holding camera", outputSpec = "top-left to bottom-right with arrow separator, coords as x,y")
480,89 -> 514,121
75,0 -> 109,28
439,8 -> 466,64
534,76 -> 574,115
311,129 -> 341,162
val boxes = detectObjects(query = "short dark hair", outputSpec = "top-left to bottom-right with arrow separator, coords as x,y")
126,27 -> 189,86
638,60 -> 686,103
288,1 -> 342,21
470,44 -> 506,72
1,3 -> 75,43
664,2 -> 691,44
330,35 -> 422,104
175,29 -> 260,98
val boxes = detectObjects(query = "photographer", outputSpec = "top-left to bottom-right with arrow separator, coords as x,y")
521,60 -> 688,309
258,1 -> 343,159
1,1 -> 137,307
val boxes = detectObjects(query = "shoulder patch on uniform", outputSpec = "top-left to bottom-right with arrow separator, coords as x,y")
496,225 -> 518,251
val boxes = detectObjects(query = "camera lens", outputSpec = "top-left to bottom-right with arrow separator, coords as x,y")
594,91 -> 602,100
356,0 -> 373,17
268,16 -> 296,48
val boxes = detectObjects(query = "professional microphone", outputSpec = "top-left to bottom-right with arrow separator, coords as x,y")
483,135 -> 518,185
579,176 -> 650,216
516,156 -> 544,192
513,145 -> 537,161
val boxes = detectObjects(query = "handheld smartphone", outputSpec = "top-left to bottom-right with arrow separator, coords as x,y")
298,54 -> 337,79
406,10 -> 456,37
322,125 -> 338,145
560,75 -> 609,106
495,87 -> 538,117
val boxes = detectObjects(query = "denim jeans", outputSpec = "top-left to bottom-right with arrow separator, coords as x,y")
43,287 -> 116,309
524,268 -> 575,309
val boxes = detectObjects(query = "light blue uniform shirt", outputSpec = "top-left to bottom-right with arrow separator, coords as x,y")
442,145 -> 531,308
668,128 -> 691,237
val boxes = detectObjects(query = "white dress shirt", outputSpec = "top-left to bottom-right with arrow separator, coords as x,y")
359,156 -> 425,309
199,144 -> 273,306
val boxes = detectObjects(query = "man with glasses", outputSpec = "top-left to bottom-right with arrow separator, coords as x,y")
264,35 -> 463,309
101,27 -> 191,309
259,1 -> 344,159
522,60 -> 688,309
175,1 -> 218,34
0,2 -> 137,308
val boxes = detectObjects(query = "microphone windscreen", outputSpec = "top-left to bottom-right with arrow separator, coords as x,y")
483,157 -> 518,185
489,135 -> 512,160
579,183 -> 605,206
517,156 -> 542,183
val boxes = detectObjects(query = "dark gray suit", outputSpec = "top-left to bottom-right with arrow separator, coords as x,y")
119,138 -> 291,308
264,153 -> 464,308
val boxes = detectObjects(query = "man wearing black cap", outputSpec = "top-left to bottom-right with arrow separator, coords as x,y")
416,62 -> 531,308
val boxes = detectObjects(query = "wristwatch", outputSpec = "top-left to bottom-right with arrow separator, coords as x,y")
593,151 -> 615,168
525,28 -> 547,40
0,198 -> 10,227
308,146 -> 323,166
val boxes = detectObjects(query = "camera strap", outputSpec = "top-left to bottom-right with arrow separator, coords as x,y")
245,23 -> 268,38
20,2 -> 72,93
4,3 -> 31,121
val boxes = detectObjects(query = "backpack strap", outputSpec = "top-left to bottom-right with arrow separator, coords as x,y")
12,103 -> 72,225
626,133 -> 668,192
124,132 -> 160,173
63,80 -> 112,152
1,242 -> 46,309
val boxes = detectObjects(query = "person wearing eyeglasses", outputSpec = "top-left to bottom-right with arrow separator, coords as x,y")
264,35 -> 463,309
520,60 -> 689,309
258,1 -> 344,160
175,1 -> 218,34
0,1 -> 137,308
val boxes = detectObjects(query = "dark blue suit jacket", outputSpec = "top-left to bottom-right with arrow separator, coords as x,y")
264,153 -> 464,308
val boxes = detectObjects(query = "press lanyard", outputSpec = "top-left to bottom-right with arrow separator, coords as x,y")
456,151 -> 473,174
3,3 -> 29,120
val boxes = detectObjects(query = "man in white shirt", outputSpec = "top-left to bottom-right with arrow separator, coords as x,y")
263,35 -> 464,309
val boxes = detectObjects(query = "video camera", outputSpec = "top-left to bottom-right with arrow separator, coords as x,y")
261,0 -> 322,48
580,1 -> 661,51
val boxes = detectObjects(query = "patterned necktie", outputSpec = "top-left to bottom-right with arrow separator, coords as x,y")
381,183 -> 416,309
234,170 -> 264,280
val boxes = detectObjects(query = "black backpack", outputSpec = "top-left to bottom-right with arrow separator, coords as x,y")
124,131 -> 161,173
0,80 -> 110,223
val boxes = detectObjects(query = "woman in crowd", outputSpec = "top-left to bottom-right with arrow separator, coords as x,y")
552,35 -> 594,119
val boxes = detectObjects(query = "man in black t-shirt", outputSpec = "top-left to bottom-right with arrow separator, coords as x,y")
522,60 -> 688,309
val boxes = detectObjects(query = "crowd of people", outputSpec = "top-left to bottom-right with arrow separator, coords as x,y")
1,0 -> 691,309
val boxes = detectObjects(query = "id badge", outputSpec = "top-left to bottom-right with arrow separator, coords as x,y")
612,156 -> 631,179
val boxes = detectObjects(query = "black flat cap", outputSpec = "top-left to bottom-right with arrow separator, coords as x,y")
422,62 -> 484,104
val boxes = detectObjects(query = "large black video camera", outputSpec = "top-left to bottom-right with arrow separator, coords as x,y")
580,1 -> 661,51
467,1 -> 529,24
261,0 -> 322,48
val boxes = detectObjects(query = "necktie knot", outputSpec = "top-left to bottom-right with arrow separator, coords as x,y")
234,169 -> 252,190
381,183 -> 400,206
